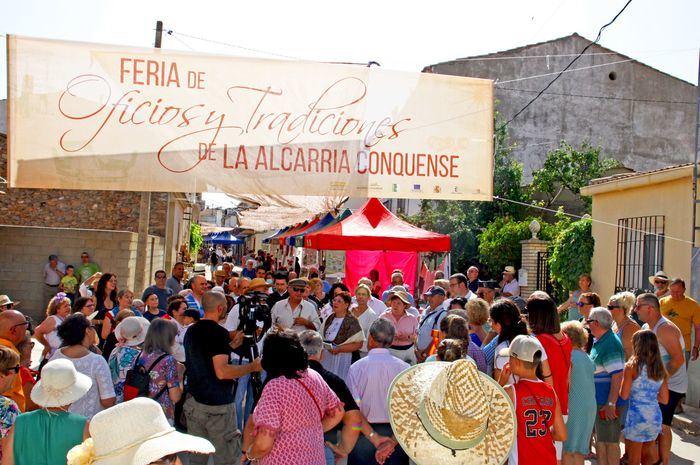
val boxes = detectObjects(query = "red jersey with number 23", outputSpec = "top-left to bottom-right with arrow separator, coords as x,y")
510,379 -> 557,465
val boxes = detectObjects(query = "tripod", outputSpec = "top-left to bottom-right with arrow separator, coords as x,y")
232,335 -> 263,408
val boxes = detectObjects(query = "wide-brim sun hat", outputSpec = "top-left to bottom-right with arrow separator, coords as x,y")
67,397 -> 214,465
389,358 -> 516,465
31,358 -> 92,408
0,295 -> 19,307
114,316 -> 150,347
648,270 -> 669,286
385,289 -> 411,306
247,277 -> 272,292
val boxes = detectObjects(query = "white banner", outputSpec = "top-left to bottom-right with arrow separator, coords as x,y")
7,35 -> 494,200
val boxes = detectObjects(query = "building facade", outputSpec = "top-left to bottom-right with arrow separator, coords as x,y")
0,128 -> 197,321
425,33 -> 696,180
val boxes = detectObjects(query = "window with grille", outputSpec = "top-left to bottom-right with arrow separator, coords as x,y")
615,215 -> 665,294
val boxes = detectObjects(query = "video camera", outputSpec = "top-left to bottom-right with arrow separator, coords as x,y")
234,291 -> 272,358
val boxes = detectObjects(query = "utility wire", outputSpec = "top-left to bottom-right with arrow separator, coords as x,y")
498,86 -> 695,105
166,29 -> 308,61
500,0 -> 635,129
493,195 -> 693,244
456,48 -> 696,61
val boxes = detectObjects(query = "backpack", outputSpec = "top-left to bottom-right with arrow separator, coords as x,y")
123,352 -> 169,402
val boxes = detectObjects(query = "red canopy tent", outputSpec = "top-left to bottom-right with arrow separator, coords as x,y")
304,198 -> 450,252
304,198 -> 450,293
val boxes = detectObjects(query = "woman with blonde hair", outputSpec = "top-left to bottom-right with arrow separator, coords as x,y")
350,284 -> 379,358
608,292 -> 641,359
34,292 -> 72,360
561,321 -> 597,465
466,298 -> 490,346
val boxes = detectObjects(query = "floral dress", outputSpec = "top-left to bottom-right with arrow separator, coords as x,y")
0,395 -> 19,460
108,344 -> 140,402
624,366 -> 663,442
253,369 -> 342,465
140,350 -> 180,425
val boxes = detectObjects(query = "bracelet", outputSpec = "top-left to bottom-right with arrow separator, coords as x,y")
368,430 -> 376,438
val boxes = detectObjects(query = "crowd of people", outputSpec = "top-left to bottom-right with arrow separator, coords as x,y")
0,250 -> 698,465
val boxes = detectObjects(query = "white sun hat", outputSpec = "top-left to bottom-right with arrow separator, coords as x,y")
67,397 -> 214,465
389,358 -> 516,465
114,316 -> 150,347
31,359 -> 92,408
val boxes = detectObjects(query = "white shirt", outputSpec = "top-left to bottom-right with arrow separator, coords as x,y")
43,261 -> 66,285
347,348 -> 409,423
501,279 -> 520,297
350,305 -> 380,354
271,298 -> 321,333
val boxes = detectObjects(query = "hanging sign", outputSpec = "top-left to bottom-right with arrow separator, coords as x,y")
7,35 -> 494,200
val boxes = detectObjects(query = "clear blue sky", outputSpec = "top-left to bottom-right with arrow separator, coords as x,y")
1,0 -> 698,102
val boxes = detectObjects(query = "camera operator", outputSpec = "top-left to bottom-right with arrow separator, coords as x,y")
183,291 -> 262,465
271,278 -> 321,334
223,277 -> 272,431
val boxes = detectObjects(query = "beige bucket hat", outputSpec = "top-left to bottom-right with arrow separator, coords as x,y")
388,358 -> 516,465
67,397 -> 214,465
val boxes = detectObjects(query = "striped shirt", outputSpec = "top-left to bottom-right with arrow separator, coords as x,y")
590,329 -> 625,406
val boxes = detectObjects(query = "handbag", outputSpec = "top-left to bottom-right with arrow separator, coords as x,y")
123,352 -> 169,401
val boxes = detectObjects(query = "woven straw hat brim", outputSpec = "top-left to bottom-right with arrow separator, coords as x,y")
389,362 -> 516,465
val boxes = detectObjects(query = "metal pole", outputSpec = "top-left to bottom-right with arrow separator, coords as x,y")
134,21 -> 162,292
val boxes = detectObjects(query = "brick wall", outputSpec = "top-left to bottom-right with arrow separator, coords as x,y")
0,135 -> 168,235
0,225 -> 164,322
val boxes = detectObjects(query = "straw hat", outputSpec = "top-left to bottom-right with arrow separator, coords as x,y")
114,316 -> 150,347
0,295 -> 19,308
648,270 -> 669,286
247,277 -> 272,292
67,397 -> 214,465
31,359 -> 92,408
385,289 -> 411,306
389,359 -> 516,465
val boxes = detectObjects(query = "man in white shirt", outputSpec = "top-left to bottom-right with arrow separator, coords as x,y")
500,266 -> 520,297
347,319 -> 410,464
43,254 -> 66,306
270,278 -> 320,333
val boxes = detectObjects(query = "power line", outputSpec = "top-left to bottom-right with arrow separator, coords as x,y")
498,86 -> 695,105
501,0 -> 635,129
495,58 -> 635,84
455,48 -> 696,62
493,195 -> 693,245
166,29 -> 309,61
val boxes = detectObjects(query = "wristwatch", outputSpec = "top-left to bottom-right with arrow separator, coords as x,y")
607,402 -> 615,406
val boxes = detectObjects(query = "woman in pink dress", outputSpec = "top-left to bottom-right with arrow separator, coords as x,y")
242,330 -> 345,465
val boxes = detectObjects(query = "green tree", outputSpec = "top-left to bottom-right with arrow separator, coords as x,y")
531,141 -> 620,209
407,110 -> 532,272
477,217 -> 559,274
548,218 -> 594,293
189,223 -> 204,258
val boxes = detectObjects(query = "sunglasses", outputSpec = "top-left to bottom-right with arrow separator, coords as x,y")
290,287 -> 305,293
586,319 -> 598,324
12,320 -> 32,332
607,305 -> 620,310
5,365 -> 20,375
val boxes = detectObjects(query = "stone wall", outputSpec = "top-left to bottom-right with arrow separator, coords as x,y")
0,135 -> 168,235
0,225 -> 164,322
